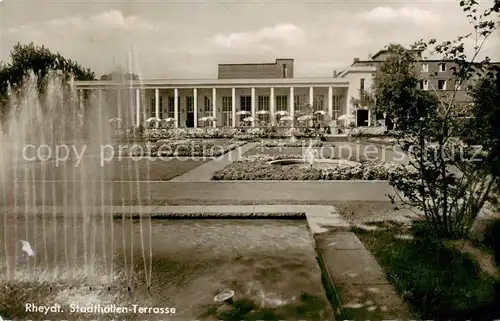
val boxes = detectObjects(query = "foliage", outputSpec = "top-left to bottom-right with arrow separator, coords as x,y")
116,140 -> 242,157
0,42 -> 95,114
382,0 -> 500,239
212,155 -> 417,181
463,66 -> 500,209
483,218 -> 500,265
100,69 -> 140,80
357,228 -> 500,321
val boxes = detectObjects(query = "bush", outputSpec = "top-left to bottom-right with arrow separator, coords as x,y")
116,140 -> 242,157
211,155 -> 416,180
262,140 -> 325,148
483,219 -> 500,265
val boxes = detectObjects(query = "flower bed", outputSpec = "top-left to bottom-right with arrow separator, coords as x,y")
348,127 -> 401,138
262,140 -> 325,148
119,127 -> 324,142
367,137 -> 399,145
212,154 -> 417,180
115,140 -> 244,157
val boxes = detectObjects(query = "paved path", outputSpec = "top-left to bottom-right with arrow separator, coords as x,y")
2,181 -> 394,205
170,142 -> 257,181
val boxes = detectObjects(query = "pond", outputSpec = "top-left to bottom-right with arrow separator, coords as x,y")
0,217 -> 333,320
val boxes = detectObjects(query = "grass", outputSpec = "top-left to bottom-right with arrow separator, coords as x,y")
355,226 -> 500,321
10,158 -> 210,181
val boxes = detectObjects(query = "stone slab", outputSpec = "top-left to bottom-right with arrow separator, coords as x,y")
314,232 -> 365,250
316,241 -> 388,285
335,283 -> 413,320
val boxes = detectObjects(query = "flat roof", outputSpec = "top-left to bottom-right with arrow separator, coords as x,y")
75,77 -> 351,89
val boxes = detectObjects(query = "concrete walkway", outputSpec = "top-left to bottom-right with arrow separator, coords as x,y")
170,142 -> 257,181
1,181 -> 395,205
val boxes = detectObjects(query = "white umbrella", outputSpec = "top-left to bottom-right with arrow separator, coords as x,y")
199,116 -> 216,122
297,115 -> 313,121
20,240 -> 35,256
236,110 -> 250,115
337,114 -> 353,121
314,110 -> 326,115
280,116 -> 293,121
163,117 -> 175,122
108,117 -> 122,123
275,110 -> 288,116
256,110 -> 269,115
145,117 -> 161,123
243,116 -> 256,122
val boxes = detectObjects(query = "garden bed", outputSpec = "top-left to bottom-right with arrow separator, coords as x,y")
114,140 -> 244,157
261,140 -> 326,148
212,155 -> 416,180
354,226 -> 500,321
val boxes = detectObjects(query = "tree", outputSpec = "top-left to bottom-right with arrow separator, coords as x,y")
464,65 -> 500,207
0,42 -> 95,113
100,71 -> 140,81
384,0 -> 500,239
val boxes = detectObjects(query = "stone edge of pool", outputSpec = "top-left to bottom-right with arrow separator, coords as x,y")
2,205 -> 412,321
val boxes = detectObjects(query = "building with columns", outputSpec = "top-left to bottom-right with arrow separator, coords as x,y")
75,58 -> 376,128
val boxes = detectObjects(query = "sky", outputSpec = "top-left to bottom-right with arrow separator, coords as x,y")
0,0 -> 499,79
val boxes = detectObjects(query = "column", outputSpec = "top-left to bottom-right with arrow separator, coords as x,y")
193,88 -> 198,128
212,88 -> 217,128
135,89 -> 141,127
155,88 -> 160,119
309,86 -> 314,106
117,90 -> 122,120
174,88 -> 179,128
251,87 -> 256,127
231,88 -> 236,127
368,110 -> 371,127
289,87 -> 294,128
328,86 -> 333,118
270,87 -> 275,126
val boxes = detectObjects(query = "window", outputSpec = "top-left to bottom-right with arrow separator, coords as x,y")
240,96 -> 251,112
167,96 -> 180,120
275,95 -> 287,111
222,96 -> 232,127
150,96 -> 163,118
420,79 -> 429,90
438,80 -> 447,90
439,63 -> 446,72
332,95 -> 342,119
294,95 -> 306,113
186,96 -> 194,112
313,94 -> 324,111
204,96 -> 212,116
421,63 -> 429,72
360,78 -> 365,91
283,64 -> 287,78
239,96 -> 251,124
257,95 -> 270,123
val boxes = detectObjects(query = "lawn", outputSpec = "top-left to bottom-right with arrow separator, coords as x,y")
9,157 -> 209,181
354,224 -> 500,321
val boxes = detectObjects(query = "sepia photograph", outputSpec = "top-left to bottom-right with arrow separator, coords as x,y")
0,0 -> 499,320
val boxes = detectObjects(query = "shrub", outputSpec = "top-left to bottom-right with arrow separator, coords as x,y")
483,219 -> 500,265
212,155 -> 416,180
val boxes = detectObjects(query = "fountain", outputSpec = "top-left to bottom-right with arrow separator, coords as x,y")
268,139 -> 360,169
